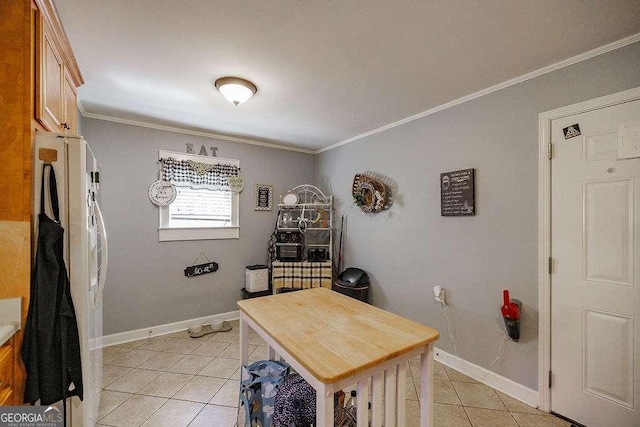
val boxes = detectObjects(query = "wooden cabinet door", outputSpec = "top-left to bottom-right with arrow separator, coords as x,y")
0,340 -> 14,405
34,1 -> 83,134
36,19 -> 64,132
63,68 -> 77,134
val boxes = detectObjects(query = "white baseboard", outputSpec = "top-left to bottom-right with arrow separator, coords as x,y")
434,347 -> 540,409
101,310 -> 240,348
101,318 -> 539,408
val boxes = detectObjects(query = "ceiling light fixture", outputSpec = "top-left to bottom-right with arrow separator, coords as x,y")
214,77 -> 257,106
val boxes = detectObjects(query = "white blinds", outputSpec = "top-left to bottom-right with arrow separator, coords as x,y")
169,187 -> 232,227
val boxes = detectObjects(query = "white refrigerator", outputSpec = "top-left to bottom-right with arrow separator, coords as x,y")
34,132 -> 108,426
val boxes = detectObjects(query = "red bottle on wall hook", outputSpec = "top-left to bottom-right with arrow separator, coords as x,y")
501,290 -> 521,342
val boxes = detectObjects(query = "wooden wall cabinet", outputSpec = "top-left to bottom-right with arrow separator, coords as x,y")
63,69 -> 78,134
39,20 -> 64,132
0,0 -> 82,405
0,338 -> 16,406
35,0 -> 83,134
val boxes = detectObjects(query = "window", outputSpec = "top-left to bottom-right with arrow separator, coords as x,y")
158,150 -> 239,241
169,187 -> 233,228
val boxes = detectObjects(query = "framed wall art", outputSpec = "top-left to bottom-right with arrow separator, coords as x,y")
440,168 -> 475,216
255,184 -> 273,211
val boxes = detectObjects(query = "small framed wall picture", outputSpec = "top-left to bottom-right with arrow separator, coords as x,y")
255,184 -> 273,211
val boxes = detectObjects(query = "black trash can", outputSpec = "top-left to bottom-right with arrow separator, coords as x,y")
332,268 -> 370,303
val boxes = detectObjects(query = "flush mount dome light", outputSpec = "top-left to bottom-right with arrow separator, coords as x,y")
214,77 -> 257,106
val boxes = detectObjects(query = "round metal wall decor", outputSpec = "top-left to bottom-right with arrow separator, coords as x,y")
148,180 -> 177,206
352,173 -> 391,213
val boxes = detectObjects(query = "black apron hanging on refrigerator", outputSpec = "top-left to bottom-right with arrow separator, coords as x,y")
22,164 -> 83,405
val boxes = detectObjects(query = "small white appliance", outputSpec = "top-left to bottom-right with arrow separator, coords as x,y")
245,265 -> 269,292
34,132 -> 108,426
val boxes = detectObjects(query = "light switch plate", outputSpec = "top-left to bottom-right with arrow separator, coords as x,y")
618,120 -> 640,159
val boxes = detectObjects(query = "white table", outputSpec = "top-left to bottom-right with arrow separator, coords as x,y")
238,288 -> 439,426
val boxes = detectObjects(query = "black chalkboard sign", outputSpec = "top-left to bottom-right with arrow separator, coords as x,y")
441,168 -> 475,216
184,262 -> 219,277
254,184 -> 273,211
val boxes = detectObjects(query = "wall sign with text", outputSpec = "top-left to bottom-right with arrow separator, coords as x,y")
255,184 -> 273,211
148,180 -> 177,206
440,168 -> 475,216
184,262 -> 219,277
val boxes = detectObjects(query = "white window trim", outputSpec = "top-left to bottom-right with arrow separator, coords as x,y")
158,150 -> 239,242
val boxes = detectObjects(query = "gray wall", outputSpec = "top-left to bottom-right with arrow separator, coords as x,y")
81,118 -> 315,335
82,41 -> 640,390
316,42 -> 640,390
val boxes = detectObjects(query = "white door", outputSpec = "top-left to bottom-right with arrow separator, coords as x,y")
551,99 -> 640,426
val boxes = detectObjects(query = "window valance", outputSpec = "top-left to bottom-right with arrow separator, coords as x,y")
160,157 -> 240,190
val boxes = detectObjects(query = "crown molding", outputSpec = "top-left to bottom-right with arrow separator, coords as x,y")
78,33 -> 639,155
77,99 -> 86,116
317,32 -> 640,154
80,112 -> 315,154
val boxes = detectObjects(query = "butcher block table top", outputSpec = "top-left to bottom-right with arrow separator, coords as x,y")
237,287 -> 439,384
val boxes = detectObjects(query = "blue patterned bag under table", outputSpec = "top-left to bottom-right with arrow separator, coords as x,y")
239,360 -> 290,427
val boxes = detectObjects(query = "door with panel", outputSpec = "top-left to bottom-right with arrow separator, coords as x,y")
551,99 -> 640,426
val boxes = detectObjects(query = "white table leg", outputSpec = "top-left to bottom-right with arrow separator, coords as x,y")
371,372 -> 383,427
267,345 -> 275,361
397,363 -> 407,426
316,383 -> 334,427
420,344 -> 434,427
356,379 -> 369,427
239,313 -> 249,366
385,366 -> 397,427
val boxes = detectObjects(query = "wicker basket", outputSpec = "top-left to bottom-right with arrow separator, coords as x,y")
352,173 -> 388,213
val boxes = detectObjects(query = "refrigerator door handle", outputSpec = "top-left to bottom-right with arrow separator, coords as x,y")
94,201 -> 108,309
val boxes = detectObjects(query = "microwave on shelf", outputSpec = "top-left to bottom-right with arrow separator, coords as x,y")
276,231 -> 302,244
276,244 -> 303,262
307,247 -> 327,262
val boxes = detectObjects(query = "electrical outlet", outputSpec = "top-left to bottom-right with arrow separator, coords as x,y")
433,286 -> 446,305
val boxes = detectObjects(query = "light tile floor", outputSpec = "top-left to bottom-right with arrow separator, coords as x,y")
97,320 -> 571,426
